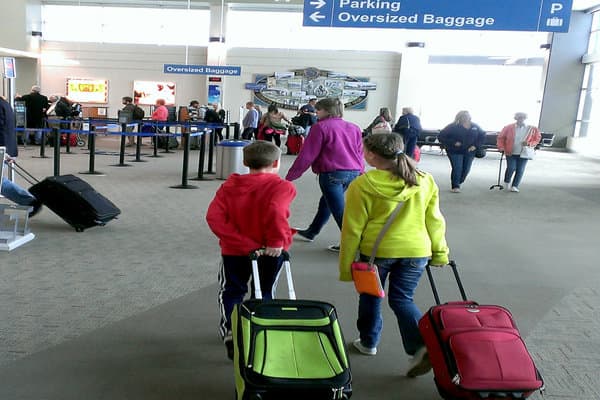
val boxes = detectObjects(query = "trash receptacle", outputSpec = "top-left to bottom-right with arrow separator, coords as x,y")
216,140 -> 251,179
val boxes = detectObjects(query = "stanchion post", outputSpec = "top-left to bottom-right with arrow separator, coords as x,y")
131,122 -> 146,162
160,124 -> 173,154
190,131 -> 211,181
89,126 -> 96,172
225,124 -> 231,140
33,129 -> 50,159
170,131 -> 198,189
53,126 -> 60,176
206,129 -> 215,174
150,123 -> 161,158
79,125 -> 105,175
39,130 -> 47,158
119,123 -> 127,164
112,123 -> 131,167
233,122 -> 240,140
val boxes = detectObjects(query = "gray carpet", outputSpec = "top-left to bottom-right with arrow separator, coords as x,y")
1,138 -> 599,399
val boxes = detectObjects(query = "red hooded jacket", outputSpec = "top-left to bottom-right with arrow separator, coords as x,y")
206,173 -> 296,256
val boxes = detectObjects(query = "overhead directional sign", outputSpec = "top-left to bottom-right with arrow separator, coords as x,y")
163,64 -> 241,76
303,0 -> 572,32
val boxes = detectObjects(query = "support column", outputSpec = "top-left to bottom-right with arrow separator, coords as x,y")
207,4 -> 228,108
394,42 -> 429,118
539,11 -> 591,148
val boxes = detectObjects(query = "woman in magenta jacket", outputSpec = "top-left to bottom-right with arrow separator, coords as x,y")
496,112 -> 541,193
286,97 -> 364,251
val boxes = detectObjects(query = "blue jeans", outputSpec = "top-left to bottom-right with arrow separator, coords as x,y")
447,152 -> 475,189
357,257 -> 428,356
302,170 -> 360,239
1,176 -> 37,206
504,154 -> 529,188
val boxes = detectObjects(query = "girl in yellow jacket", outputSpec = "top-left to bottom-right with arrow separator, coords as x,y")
339,133 -> 449,378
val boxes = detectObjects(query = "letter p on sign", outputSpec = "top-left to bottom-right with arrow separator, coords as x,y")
550,3 -> 563,13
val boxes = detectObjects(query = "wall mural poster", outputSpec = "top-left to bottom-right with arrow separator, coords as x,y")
250,67 -> 375,111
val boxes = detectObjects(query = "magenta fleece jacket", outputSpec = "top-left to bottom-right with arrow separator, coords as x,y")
285,116 -> 364,181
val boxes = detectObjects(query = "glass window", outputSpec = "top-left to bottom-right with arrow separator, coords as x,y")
42,5 -> 210,46
420,64 -> 544,130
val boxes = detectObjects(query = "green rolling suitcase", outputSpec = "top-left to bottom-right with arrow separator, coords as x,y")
232,252 -> 352,400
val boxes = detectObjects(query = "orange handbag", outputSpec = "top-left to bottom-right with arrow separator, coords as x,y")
351,201 -> 405,298
351,262 -> 385,297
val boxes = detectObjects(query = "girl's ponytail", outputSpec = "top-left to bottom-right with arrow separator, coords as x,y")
363,133 -> 421,187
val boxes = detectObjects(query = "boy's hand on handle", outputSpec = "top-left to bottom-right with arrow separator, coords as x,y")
263,247 -> 283,257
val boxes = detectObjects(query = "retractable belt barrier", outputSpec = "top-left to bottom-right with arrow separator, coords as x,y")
15,127 -> 53,158
18,117 -> 225,186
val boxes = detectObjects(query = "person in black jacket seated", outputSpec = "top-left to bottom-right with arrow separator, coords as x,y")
393,107 -> 421,159
0,96 -> 42,217
438,110 -> 486,193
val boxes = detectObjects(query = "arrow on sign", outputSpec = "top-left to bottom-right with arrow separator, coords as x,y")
310,11 -> 325,22
309,0 -> 326,9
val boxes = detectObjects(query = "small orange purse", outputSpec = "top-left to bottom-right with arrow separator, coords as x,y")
351,262 -> 385,297
351,201 -> 405,299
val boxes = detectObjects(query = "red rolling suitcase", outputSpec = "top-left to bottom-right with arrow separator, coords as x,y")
418,261 -> 544,400
285,134 -> 304,155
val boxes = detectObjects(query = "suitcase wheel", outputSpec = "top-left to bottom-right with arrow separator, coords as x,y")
75,227 -> 84,232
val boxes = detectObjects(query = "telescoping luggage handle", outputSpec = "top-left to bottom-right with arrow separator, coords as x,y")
6,160 -> 40,186
250,250 -> 296,300
425,260 -> 468,305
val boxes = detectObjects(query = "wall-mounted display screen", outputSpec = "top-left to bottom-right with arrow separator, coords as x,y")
66,78 -> 108,103
133,81 -> 176,106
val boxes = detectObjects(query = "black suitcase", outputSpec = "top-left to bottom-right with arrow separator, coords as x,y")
29,175 -> 120,232
13,163 -> 120,232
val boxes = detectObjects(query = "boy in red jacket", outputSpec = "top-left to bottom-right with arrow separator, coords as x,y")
206,140 -> 296,360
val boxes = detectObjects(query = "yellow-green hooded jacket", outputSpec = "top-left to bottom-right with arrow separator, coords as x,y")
339,169 -> 449,281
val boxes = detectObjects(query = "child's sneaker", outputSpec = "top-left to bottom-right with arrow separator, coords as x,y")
294,229 -> 314,242
224,333 -> 234,360
327,244 -> 340,252
352,339 -> 377,355
406,347 -> 432,377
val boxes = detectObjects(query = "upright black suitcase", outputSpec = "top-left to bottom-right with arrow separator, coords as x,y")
13,163 -> 120,232
29,175 -> 120,232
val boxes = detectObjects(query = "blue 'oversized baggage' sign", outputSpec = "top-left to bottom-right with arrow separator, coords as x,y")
303,0 -> 572,32
164,64 -> 241,76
